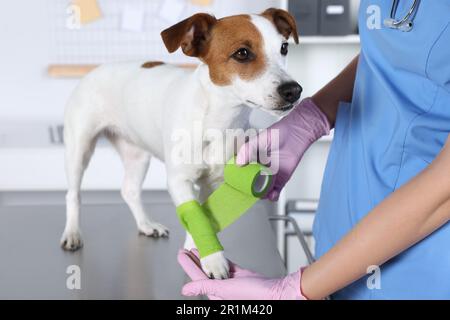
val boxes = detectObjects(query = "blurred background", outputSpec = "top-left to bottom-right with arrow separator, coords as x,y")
0,0 -> 360,290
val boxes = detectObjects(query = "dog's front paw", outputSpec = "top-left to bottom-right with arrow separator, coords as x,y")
60,230 -> 83,251
138,220 -> 169,237
201,251 -> 230,279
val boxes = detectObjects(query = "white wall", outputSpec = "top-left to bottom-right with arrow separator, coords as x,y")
284,43 -> 360,200
0,0 -> 78,121
281,42 -> 360,272
0,0 -> 283,192
0,0 -> 281,122
0,1 -> 359,197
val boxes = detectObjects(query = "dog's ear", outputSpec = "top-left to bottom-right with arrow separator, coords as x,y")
261,8 -> 299,44
161,13 -> 217,57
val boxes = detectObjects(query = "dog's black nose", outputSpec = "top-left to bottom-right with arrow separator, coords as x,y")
277,81 -> 302,103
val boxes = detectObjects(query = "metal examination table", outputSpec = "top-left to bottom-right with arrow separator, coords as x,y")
0,201 -> 285,299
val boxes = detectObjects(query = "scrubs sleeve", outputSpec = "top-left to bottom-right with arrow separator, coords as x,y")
426,22 -> 450,92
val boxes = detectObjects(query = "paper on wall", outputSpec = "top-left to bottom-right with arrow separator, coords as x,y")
190,0 -> 213,6
72,0 -> 102,25
121,5 -> 145,32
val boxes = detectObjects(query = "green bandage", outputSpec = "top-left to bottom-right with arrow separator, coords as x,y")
176,201 -> 224,257
204,157 -> 272,231
176,157 -> 272,257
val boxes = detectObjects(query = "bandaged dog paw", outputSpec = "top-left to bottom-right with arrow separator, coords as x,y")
138,220 -> 169,237
201,251 -> 230,279
60,230 -> 84,251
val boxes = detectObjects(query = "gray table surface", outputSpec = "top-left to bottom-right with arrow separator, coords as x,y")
0,202 -> 285,299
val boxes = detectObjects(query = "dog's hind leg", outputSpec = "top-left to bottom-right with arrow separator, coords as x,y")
61,128 -> 98,251
109,135 -> 169,237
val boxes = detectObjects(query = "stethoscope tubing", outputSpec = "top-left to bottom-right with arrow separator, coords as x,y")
387,0 -> 420,29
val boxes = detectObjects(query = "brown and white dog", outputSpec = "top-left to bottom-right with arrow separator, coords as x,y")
61,8 -> 301,279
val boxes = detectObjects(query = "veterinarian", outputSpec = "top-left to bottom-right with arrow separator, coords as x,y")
178,0 -> 450,299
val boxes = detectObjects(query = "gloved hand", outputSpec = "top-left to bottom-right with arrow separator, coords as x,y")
178,249 -> 307,300
236,98 -> 330,201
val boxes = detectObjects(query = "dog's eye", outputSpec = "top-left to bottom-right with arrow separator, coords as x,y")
232,48 -> 253,62
281,43 -> 289,56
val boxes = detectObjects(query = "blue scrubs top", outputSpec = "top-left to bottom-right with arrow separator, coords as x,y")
313,0 -> 450,299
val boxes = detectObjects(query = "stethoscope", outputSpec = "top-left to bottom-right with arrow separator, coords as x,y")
384,0 -> 421,32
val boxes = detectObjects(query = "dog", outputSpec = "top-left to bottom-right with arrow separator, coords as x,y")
61,8 -> 301,279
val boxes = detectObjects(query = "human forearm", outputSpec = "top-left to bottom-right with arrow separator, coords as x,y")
302,136 -> 450,299
311,55 -> 359,127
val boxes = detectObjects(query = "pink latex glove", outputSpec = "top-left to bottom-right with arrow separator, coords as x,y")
178,249 -> 307,300
237,98 -> 330,201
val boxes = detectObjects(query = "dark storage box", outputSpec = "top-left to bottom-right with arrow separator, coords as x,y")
289,0 -> 320,36
320,0 -> 353,35
289,0 -> 359,36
